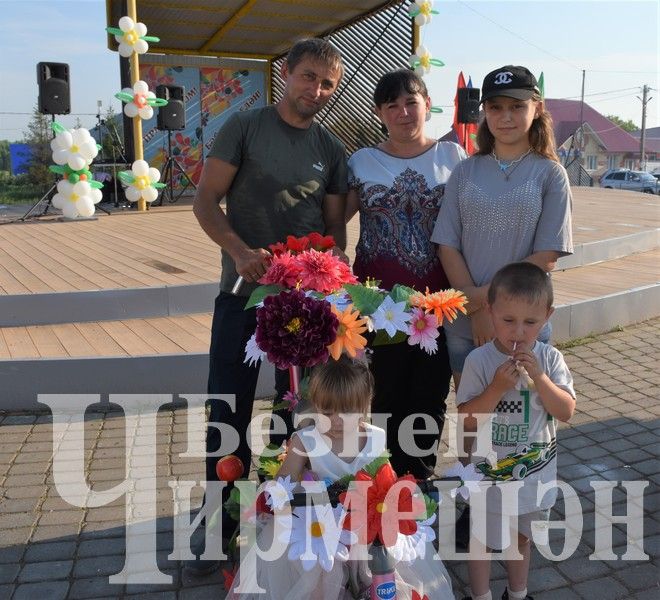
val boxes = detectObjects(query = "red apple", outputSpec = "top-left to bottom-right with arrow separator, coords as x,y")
215,455 -> 244,482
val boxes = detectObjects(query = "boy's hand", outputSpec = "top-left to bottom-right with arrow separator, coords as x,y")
513,344 -> 542,380
491,360 -> 519,393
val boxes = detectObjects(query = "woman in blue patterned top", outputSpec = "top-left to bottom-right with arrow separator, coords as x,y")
346,69 -> 466,479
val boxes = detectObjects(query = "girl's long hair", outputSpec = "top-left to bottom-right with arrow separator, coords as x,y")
476,94 -> 559,162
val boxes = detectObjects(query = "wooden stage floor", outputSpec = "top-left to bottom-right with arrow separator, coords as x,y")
0,187 -> 657,303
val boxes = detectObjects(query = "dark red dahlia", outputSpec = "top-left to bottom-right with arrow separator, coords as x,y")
255,290 -> 338,369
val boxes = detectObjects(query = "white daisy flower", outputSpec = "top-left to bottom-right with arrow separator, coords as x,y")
122,80 -> 156,120
264,475 -> 296,511
123,160 -> 161,204
244,333 -> 265,367
371,296 -> 411,338
278,504 -> 355,572
443,462 -> 484,501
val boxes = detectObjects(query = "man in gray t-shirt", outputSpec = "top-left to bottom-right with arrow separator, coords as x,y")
188,39 -> 347,574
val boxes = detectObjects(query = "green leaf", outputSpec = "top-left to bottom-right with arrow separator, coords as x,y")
422,493 -> 438,520
343,283 -> 384,315
141,35 -> 160,42
51,122 -> 66,135
372,329 -> 407,346
244,284 -> 282,309
48,165 -> 67,174
149,98 -> 168,107
388,284 -> 417,306
362,452 -> 391,478
152,182 -> 166,189
89,180 -> 103,189
106,26 -> 123,36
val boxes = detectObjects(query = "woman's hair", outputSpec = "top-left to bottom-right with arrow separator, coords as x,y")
475,94 -> 559,161
373,68 -> 428,107
308,355 -> 373,414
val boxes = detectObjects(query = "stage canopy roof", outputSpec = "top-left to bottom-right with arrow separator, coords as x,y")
106,0 -> 398,60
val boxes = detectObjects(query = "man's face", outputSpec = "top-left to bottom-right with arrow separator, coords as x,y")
281,56 -> 341,119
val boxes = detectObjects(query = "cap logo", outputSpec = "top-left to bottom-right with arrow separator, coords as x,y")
494,72 -> 513,85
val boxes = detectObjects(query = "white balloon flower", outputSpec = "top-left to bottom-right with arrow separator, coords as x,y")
52,180 -> 101,219
51,128 -> 98,172
115,16 -> 149,57
122,81 -> 155,120
124,160 -> 161,203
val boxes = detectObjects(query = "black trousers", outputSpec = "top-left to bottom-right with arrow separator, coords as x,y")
369,329 -> 451,480
205,292 -> 293,530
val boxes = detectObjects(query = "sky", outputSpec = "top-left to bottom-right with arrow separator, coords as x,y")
0,0 -> 658,142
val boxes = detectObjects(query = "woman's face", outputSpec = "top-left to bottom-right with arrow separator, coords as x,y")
375,91 -> 430,141
483,96 -> 540,148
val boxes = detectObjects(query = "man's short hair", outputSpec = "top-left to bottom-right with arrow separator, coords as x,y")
488,262 -> 554,308
286,38 -> 343,78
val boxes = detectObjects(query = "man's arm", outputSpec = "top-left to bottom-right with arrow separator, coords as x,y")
193,157 -> 270,282
322,192 -> 348,257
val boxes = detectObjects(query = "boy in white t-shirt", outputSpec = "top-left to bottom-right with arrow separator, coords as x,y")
456,262 -> 576,600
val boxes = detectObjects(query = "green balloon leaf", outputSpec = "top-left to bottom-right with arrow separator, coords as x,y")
90,180 -> 104,189
115,91 -> 134,103
430,59 -> 445,67
51,122 -> 66,135
343,283 -> 384,316
149,98 -> 168,107
152,182 -> 166,189
48,165 -> 67,175
430,106 -> 443,113
141,35 -> 160,42
106,26 -> 123,36
244,284 -> 283,309
118,171 -> 135,185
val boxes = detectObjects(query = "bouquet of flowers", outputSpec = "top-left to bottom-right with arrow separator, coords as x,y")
243,233 -> 468,373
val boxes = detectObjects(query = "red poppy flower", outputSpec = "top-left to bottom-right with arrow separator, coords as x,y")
285,235 -> 310,254
339,463 -> 423,547
307,231 -> 336,251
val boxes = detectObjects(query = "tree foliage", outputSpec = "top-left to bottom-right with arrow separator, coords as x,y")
22,106 -> 53,188
606,115 -> 639,133
0,140 -> 9,172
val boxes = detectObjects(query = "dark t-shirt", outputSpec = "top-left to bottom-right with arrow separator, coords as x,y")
208,105 -> 348,295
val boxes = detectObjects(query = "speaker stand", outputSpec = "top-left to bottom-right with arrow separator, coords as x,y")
19,183 -> 57,221
156,131 -> 197,206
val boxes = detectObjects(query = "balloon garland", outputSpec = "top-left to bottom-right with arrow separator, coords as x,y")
106,7 -> 164,210
48,122 -> 104,219
408,0 -> 445,114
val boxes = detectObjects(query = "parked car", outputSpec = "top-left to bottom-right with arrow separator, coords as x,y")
599,169 -> 659,194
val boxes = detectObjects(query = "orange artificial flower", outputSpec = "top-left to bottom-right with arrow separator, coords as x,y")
327,304 -> 368,360
410,287 -> 468,325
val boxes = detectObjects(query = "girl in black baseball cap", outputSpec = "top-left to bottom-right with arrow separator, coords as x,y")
431,66 -> 573,600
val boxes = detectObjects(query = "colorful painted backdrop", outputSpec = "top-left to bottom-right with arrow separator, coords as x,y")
139,64 -> 266,188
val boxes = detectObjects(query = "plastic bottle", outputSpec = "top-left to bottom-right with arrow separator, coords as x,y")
370,539 -> 397,599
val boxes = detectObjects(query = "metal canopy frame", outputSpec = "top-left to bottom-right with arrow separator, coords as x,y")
106,0 -> 413,156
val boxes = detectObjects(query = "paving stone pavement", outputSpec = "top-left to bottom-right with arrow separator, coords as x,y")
0,318 -> 658,599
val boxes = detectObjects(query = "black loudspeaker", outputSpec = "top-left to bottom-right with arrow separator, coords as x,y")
457,88 -> 480,124
37,62 -> 70,115
156,85 -> 185,130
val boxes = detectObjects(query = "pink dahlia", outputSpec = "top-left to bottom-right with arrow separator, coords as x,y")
296,249 -> 357,294
255,290 -> 338,369
258,251 -> 301,288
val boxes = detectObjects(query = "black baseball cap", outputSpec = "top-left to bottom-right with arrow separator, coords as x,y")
480,65 -> 540,103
